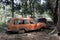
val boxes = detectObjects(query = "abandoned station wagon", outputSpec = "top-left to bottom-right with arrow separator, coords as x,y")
6,18 -> 46,33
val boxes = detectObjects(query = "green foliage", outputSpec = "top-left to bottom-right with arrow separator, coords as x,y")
14,4 -> 21,11
0,22 -> 6,28
0,0 -> 53,20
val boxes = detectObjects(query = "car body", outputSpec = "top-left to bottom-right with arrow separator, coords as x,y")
6,18 -> 46,32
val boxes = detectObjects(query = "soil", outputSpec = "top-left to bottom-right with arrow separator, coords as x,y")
0,30 -> 59,40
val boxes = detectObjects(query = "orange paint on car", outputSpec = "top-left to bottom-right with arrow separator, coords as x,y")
7,18 -> 46,31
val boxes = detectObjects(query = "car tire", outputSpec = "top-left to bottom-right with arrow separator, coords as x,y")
18,29 -> 25,34
5,29 -> 12,34
40,27 -> 46,31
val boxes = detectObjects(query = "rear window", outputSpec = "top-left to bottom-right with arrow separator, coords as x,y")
7,18 -> 11,23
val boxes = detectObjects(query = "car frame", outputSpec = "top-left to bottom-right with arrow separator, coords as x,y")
6,18 -> 47,33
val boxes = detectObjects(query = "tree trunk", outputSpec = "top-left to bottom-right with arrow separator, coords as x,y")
57,0 -> 60,36
48,0 -> 60,36
53,0 -> 58,25
11,0 -> 14,17
48,0 -> 58,24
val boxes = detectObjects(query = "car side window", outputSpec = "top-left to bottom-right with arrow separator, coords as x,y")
23,20 -> 28,24
14,20 -> 23,24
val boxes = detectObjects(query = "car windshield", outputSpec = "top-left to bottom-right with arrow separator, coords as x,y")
30,20 -> 35,24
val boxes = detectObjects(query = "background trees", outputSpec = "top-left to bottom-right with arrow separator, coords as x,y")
0,0 -> 53,23
47,0 -> 60,36
0,0 -> 50,17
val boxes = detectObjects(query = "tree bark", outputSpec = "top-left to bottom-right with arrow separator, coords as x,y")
57,0 -> 60,36
11,0 -> 14,17
48,0 -> 58,24
53,0 -> 58,25
48,0 -> 60,36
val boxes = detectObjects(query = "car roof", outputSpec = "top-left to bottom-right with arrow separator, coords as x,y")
12,18 -> 33,21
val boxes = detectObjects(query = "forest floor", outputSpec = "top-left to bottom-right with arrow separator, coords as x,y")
0,24 -> 60,40
0,28 -> 60,40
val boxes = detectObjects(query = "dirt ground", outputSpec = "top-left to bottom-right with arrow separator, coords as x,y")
0,30 -> 60,40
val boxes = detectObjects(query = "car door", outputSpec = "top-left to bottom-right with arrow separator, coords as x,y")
22,20 -> 30,31
23,19 -> 37,31
12,19 -> 24,30
24,19 -> 37,30
29,20 -> 37,30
